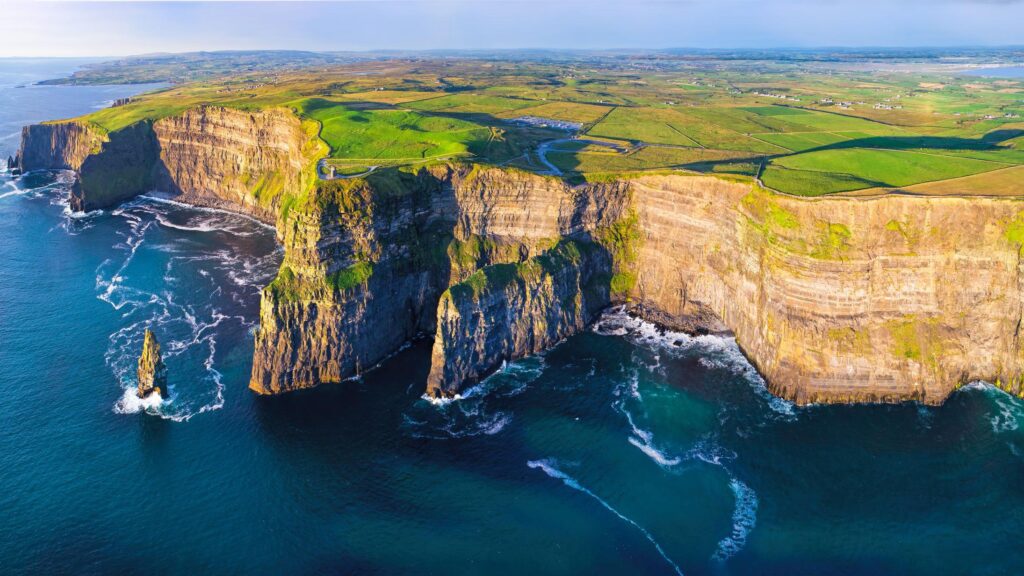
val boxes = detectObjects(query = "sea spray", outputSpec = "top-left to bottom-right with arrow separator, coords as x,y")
594,307 -> 797,420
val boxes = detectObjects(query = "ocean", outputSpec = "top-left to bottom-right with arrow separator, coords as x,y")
2,58 -> 1024,575
961,66 -> 1024,79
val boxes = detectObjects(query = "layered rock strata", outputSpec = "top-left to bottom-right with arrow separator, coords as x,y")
249,166 -> 627,394
17,106 -> 320,222
627,176 -> 1024,404
22,106 -> 1024,406
425,240 -> 611,398
137,329 -> 168,399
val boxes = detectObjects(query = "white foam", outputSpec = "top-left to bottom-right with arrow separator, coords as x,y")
958,381 -> 1024,433
154,211 -> 256,237
991,394 -> 1021,433
528,459 -> 684,576
405,354 -> 543,439
405,404 -> 511,439
614,392 -> 683,469
424,355 -> 546,407
595,307 -> 797,419
422,392 -> 464,406
139,193 -> 275,232
113,387 -> 165,415
712,477 -> 759,563
684,437 -> 738,467
628,437 -> 682,467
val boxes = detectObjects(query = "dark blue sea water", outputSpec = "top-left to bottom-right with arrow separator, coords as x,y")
3,59 -> 1024,576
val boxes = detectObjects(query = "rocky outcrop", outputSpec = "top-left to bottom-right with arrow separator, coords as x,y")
426,240 -> 611,398
72,121 -> 161,212
137,329 -> 168,399
18,106 -> 321,223
250,169 -> 452,393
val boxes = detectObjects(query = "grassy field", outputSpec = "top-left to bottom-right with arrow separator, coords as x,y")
53,56 -> 1024,197
764,148 -> 1008,195
883,164 -> 1024,196
547,145 -> 749,174
297,98 -> 490,161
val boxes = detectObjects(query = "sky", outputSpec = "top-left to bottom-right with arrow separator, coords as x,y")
0,0 -> 1022,58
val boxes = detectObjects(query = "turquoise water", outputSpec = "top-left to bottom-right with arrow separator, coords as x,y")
3,60 -> 1024,575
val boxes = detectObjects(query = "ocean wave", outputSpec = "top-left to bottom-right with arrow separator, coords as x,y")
0,188 -> 26,200
527,459 -> 684,576
712,477 -> 759,563
613,387 -> 683,469
92,198 -> 277,422
405,356 -> 546,439
685,436 -> 738,467
139,193 -> 275,232
403,401 -> 511,439
113,386 -> 166,415
958,381 -> 1024,433
153,210 -> 258,237
628,436 -> 682,468
594,307 -> 797,419
990,393 -> 1022,433
421,355 -> 547,406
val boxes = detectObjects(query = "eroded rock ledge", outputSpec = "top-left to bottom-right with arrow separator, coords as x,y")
20,108 -> 1024,406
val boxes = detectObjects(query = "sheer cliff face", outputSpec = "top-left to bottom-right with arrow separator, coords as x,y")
250,170 -> 451,394
424,174 -> 1024,404
249,167 -> 627,395
629,176 -> 1024,404
23,107 -> 1024,405
16,122 -> 102,172
18,106 -> 318,223
151,107 -> 318,223
425,240 -> 611,398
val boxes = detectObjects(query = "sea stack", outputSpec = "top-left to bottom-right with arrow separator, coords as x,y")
137,329 -> 168,400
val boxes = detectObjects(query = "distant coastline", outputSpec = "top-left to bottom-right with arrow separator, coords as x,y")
961,65 -> 1024,78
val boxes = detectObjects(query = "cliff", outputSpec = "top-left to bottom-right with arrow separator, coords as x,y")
22,107 -> 1024,406
627,176 -> 1024,404
14,122 -> 102,173
17,106 -> 321,222
425,240 -> 611,398
249,166 -> 627,394
296,169 -> 1024,405
137,329 -> 168,399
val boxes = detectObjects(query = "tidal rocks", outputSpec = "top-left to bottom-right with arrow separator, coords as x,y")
137,329 -> 168,400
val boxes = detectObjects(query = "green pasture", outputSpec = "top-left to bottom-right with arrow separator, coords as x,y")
764,148 -> 1007,195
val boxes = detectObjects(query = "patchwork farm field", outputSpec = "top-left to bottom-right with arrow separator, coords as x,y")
59,56 -> 1024,197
